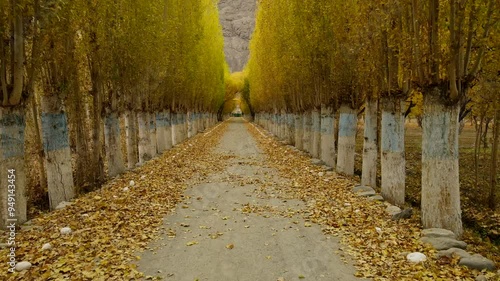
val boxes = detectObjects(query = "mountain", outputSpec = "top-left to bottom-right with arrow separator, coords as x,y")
218,0 -> 256,73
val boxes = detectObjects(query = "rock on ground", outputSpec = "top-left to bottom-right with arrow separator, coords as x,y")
15,261 -> 32,271
437,248 -> 471,259
420,237 -> 467,250
385,205 -> 401,216
407,252 -> 427,263
422,228 -> 457,240
55,201 -> 72,210
459,254 -> 496,271
392,208 -> 413,221
352,186 -> 374,193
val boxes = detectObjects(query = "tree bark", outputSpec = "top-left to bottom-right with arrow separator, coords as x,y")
336,104 -> 357,175
124,110 -> 138,169
320,105 -> 336,168
302,111 -> 312,154
489,108 -> 499,209
137,111 -> 152,163
294,113 -> 304,150
421,89 -> 463,236
149,112 -> 158,157
361,100 -> 378,188
0,106 -> 27,227
104,113 -> 125,177
311,108 -> 321,158
381,97 -> 406,206
40,95 -> 75,209
156,111 -> 168,153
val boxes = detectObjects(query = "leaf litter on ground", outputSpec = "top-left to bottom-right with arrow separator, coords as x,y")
0,123 -> 229,280
246,122 -> 498,281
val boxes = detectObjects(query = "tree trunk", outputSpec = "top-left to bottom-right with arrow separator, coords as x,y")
171,112 -> 179,146
295,113 -> 304,150
40,95 -> 75,209
489,108 -> 499,210
124,110 -> 138,169
280,111 -> 287,141
156,111 -> 168,153
311,108 -> 321,158
303,111 -> 312,154
149,112 -> 157,157
165,110 -> 173,150
336,104 -> 357,175
381,97 -> 406,206
0,106 -> 27,227
361,100 -> 378,188
187,111 -> 192,138
320,105 -> 336,168
421,90 -> 462,236
287,113 -> 295,145
104,112 -> 125,177
137,111 -> 152,163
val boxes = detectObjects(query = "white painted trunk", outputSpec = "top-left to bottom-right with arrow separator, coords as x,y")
149,113 -> 158,157
124,110 -> 138,169
295,114 -> 304,150
280,111 -> 286,141
421,92 -> 462,236
287,113 -> 295,145
0,107 -> 27,226
165,110 -> 173,150
320,105 -> 336,168
182,113 -> 188,141
156,111 -> 168,153
302,112 -> 312,153
361,100 -> 378,188
41,97 -> 75,210
311,108 -> 321,158
336,104 -> 357,175
187,111 -> 194,138
137,112 -> 152,163
171,113 -> 178,146
381,98 -> 406,206
104,113 -> 125,177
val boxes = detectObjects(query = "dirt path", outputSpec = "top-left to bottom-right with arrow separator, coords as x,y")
138,118 -> 362,281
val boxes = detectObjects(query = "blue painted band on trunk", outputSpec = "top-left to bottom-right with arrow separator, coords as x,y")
156,113 -> 167,127
338,113 -> 357,137
381,112 -> 404,152
0,113 -> 25,159
41,112 -> 70,152
105,115 -> 120,136
422,112 -> 459,158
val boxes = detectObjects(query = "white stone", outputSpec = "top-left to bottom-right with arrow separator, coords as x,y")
386,205 -> 402,216
129,180 -> 135,187
42,243 -> 52,251
55,201 -> 72,210
123,187 -> 129,192
318,172 -> 324,177
407,252 -> 427,263
15,261 -> 32,271
141,175 -> 146,180
375,227 -> 382,234
60,227 -> 72,235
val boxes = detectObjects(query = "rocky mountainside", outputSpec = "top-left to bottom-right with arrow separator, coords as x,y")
218,0 -> 256,72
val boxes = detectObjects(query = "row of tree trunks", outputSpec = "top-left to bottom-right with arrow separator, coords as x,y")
0,107 -> 217,229
0,106 -> 27,226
